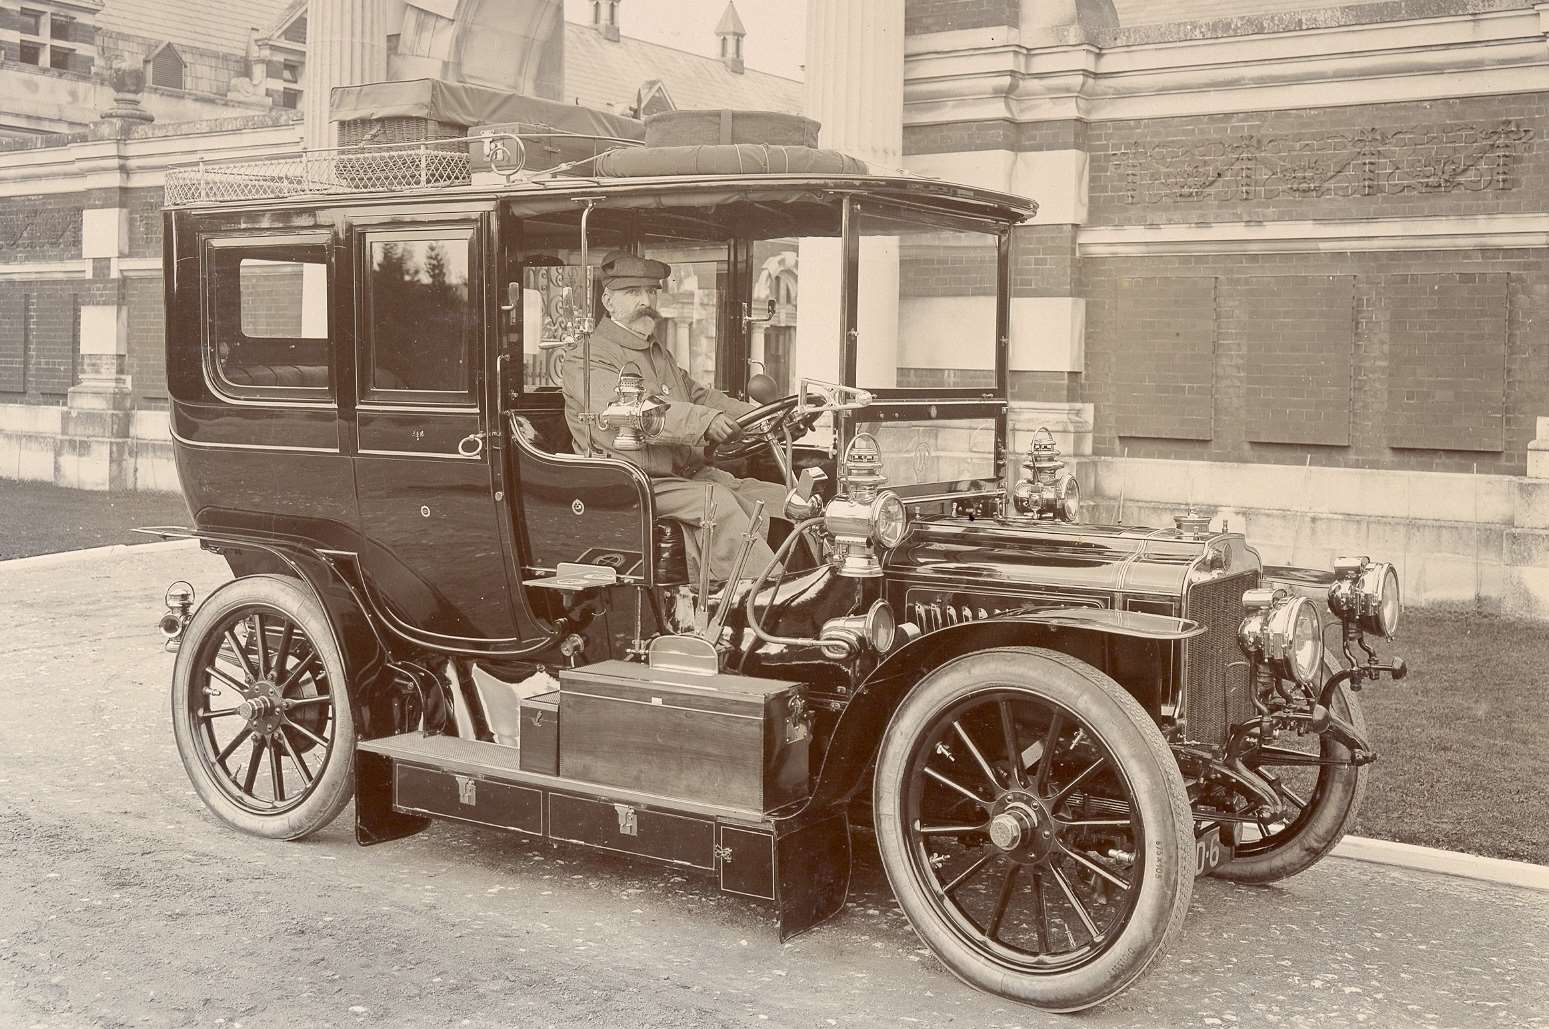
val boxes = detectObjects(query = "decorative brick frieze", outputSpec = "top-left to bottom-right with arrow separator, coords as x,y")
0,196 -> 83,262
1089,94 -> 1549,225
1111,119 -> 1535,207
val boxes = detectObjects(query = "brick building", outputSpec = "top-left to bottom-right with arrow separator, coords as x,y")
896,0 -> 1549,615
2,0 -> 1547,614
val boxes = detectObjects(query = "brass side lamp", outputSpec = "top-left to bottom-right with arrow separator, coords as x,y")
1011,426 -> 1081,522
597,363 -> 670,451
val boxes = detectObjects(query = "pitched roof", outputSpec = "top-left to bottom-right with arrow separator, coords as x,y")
564,22 -> 802,115
97,0 -> 291,56
715,2 -> 747,37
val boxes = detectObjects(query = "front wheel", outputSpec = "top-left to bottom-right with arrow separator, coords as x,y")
873,648 -> 1193,1012
1211,682 -> 1368,883
171,575 -> 355,840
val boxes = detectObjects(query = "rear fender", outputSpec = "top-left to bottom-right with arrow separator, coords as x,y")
803,610 -> 1200,813
151,527 -> 408,742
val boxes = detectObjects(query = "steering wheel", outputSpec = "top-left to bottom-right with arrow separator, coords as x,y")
707,393 -> 823,463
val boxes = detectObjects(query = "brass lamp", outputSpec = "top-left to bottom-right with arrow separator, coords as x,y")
824,433 -> 909,578
1011,427 -> 1080,522
597,363 -> 669,451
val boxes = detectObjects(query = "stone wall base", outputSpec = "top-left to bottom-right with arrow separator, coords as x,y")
1072,455 -> 1549,619
0,404 -> 178,494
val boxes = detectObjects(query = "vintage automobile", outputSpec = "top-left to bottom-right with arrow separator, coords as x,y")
146,112 -> 1407,1012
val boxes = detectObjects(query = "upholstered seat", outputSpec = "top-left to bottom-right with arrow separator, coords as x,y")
222,363 -> 331,389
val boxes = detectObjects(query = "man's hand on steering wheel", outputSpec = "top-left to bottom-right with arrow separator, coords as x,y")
703,412 -> 744,445
706,393 -> 823,463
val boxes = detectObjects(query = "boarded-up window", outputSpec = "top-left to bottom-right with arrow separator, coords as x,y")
1226,275 -> 1355,447
1383,273 -> 1508,452
1111,277 -> 1218,441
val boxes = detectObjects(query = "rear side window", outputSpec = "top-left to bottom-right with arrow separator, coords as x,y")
362,229 -> 478,400
206,236 -> 332,400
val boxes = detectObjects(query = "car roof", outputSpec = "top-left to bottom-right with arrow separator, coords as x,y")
164,167 -> 1037,226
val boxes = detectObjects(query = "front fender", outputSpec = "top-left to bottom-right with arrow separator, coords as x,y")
797,611 -> 1195,816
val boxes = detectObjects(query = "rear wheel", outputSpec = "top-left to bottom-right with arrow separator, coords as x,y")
1212,682 -> 1367,883
170,575 -> 355,840
873,648 -> 1193,1012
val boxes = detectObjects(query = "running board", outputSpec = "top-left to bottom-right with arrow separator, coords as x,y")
354,733 -> 850,940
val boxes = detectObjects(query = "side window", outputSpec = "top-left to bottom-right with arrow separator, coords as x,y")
206,237 -> 332,400
513,210 -> 626,394
363,230 -> 478,400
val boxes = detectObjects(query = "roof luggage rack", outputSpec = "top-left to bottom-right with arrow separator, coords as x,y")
164,137 -> 473,206
162,129 -> 640,207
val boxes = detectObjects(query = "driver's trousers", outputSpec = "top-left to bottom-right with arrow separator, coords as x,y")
652,467 -> 789,585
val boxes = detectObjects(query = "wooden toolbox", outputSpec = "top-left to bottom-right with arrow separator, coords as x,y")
558,660 -> 810,812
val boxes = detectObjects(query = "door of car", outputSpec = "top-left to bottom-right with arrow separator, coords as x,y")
349,208 -> 524,642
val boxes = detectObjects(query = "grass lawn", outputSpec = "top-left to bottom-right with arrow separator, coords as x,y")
2,480 -> 1543,864
1352,608 -> 1549,865
0,482 -> 191,560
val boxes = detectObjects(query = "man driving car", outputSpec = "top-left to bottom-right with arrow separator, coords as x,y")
562,251 -> 789,585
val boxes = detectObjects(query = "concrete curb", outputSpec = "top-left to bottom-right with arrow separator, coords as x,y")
0,537 -> 201,570
1333,835 -> 1549,893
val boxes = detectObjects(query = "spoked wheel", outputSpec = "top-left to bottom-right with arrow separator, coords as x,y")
874,648 -> 1193,1012
171,575 -> 355,840
1212,681 -> 1367,883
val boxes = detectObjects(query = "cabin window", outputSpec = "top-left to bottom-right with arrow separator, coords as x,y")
205,237 -> 333,400
362,230 -> 478,399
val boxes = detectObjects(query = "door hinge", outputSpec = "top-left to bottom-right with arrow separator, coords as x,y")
613,803 -> 638,837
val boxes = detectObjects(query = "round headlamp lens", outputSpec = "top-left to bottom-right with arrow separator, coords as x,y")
1059,477 -> 1081,522
1288,597 -> 1323,686
1361,562 -> 1400,636
866,600 -> 897,653
873,492 -> 909,548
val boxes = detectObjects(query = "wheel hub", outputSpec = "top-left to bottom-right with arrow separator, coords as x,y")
237,679 -> 283,736
990,794 -> 1058,863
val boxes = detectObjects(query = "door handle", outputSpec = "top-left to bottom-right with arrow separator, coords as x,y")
457,431 -> 487,458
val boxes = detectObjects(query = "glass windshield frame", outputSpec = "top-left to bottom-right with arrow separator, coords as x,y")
835,195 -> 1012,500
500,187 -> 1016,497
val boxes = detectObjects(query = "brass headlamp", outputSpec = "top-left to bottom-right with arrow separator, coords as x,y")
1237,586 -> 1324,688
1011,427 -> 1080,522
597,363 -> 669,452
1327,556 -> 1401,637
823,433 -> 909,578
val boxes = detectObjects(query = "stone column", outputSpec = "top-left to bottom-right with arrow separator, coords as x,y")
303,0 -> 389,153
798,0 -> 903,390
54,64 -> 154,491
